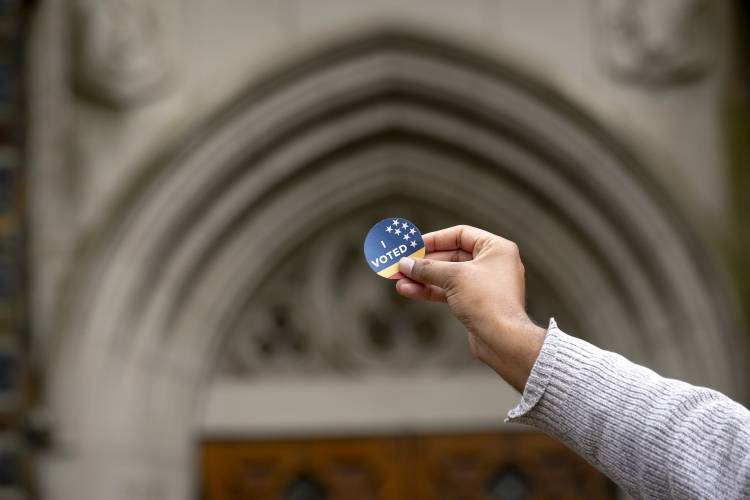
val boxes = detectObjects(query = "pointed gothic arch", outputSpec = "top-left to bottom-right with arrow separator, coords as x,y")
43,33 -> 745,500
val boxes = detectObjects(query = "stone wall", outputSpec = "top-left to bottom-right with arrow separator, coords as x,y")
29,0 -> 737,349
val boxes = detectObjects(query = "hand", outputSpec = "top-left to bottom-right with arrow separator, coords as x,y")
396,225 -> 545,392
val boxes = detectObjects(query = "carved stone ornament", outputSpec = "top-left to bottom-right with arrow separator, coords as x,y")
593,0 -> 712,85
71,0 -> 178,107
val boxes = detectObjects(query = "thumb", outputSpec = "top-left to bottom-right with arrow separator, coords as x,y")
399,257 -> 460,288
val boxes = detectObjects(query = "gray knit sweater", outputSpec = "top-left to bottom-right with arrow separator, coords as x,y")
507,319 -> 750,499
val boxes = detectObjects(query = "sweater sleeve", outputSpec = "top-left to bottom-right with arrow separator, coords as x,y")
507,319 -> 750,500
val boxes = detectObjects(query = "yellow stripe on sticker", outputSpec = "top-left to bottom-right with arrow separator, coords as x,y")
375,246 -> 426,278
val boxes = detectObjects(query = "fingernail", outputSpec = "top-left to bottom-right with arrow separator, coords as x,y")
399,257 -> 414,275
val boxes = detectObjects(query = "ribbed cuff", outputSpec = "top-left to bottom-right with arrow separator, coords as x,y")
506,318 -> 559,419
505,317 -> 575,437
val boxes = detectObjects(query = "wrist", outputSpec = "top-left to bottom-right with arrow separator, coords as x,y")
485,313 -> 546,392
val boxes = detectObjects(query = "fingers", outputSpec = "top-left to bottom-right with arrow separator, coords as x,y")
399,256 -> 460,288
394,251 -> 468,302
424,250 -> 473,263
422,225 -> 498,256
395,277 -> 447,302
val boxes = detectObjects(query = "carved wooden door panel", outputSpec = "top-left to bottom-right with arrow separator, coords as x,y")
202,437 -> 414,500
413,432 -> 613,500
201,432 -> 615,500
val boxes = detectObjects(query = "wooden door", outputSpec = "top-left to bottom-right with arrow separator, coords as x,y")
201,432 -> 615,500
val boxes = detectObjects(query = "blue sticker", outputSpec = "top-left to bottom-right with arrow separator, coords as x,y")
364,217 -> 426,279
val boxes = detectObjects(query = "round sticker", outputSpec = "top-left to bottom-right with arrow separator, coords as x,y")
364,217 -> 426,279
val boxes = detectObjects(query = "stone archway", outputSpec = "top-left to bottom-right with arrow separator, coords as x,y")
42,33 -> 745,500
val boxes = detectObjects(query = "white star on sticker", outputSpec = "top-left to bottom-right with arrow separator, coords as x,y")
402,222 -> 409,229
392,219 -> 399,226
385,226 -> 393,233
403,234 -> 410,241
395,229 -> 402,235
410,240 -> 417,248
409,228 -> 416,235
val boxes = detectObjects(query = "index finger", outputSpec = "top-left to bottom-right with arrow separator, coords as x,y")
422,225 -> 497,255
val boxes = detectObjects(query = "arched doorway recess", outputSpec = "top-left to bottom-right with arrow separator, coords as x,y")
44,33 -> 745,500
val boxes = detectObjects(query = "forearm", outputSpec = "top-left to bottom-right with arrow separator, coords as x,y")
507,320 -> 750,499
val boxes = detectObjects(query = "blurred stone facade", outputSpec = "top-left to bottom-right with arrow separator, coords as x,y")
21,1 -> 748,499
